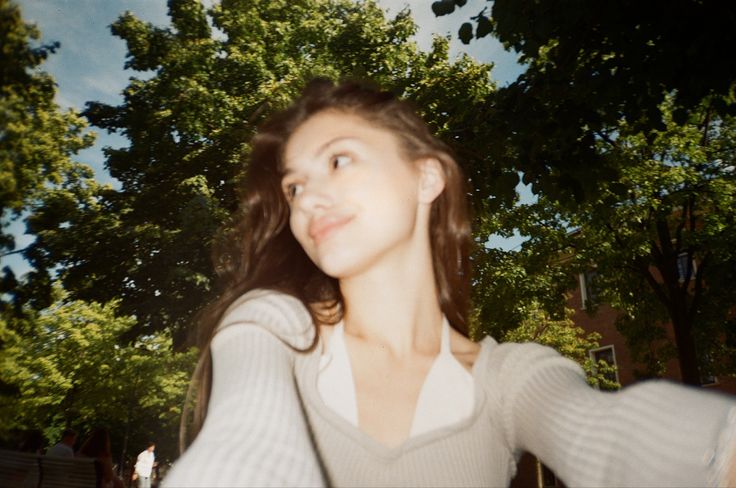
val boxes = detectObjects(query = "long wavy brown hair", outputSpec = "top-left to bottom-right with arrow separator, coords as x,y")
182,78 -> 473,448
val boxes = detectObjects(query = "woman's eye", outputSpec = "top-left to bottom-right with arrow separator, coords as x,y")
331,154 -> 351,169
284,183 -> 303,201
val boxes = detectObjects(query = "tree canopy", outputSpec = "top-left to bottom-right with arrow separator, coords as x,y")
485,97 -> 736,384
0,285 -> 195,462
0,0 -> 96,320
25,0 -> 501,345
435,0 -> 736,202
0,0 -> 94,257
567,99 -> 736,384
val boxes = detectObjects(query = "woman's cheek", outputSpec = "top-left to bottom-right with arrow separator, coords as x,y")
290,213 -> 307,246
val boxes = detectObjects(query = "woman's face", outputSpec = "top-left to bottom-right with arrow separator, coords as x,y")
282,110 -> 425,279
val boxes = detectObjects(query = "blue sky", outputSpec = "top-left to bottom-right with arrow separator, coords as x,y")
5,0 -> 527,276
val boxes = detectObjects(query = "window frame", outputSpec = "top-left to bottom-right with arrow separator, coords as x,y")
579,269 -> 599,309
589,344 -> 620,388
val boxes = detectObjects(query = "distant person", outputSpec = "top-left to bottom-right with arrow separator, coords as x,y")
45,429 -> 76,457
133,442 -> 155,488
77,428 -> 124,488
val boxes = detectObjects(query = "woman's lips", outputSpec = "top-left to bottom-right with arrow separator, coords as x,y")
308,214 -> 354,244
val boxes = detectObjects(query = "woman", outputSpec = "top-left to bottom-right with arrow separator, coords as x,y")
77,428 -> 124,488
164,79 -> 736,487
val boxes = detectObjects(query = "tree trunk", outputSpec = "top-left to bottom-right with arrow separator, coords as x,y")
671,314 -> 701,386
120,404 -> 131,486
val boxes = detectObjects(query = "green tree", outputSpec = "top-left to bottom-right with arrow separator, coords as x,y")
495,99 -> 736,385
0,286 -> 196,462
472,198 -> 574,341
0,0 -> 94,261
434,0 -> 736,202
0,0 -> 96,327
469,195 -> 619,390
568,99 -> 736,385
25,0 -> 499,345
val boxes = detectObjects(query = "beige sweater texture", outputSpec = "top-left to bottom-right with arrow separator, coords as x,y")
163,290 -> 736,487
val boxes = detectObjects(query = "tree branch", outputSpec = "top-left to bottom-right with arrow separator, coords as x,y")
633,255 -> 671,309
0,247 -> 29,259
673,194 -> 693,256
595,130 -> 618,149
700,102 -> 713,147
687,251 -> 709,330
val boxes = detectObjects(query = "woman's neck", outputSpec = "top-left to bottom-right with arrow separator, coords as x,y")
339,248 -> 443,358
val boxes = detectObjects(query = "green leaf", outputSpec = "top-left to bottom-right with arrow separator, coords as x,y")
475,15 -> 493,39
459,22 -> 474,44
431,0 -> 455,17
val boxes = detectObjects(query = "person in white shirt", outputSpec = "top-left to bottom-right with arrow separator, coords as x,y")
45,429 -> 76,457
133,442 -> 155,488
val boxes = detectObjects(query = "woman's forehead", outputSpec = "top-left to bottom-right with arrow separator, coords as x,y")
289,110 -> 374,144
282,110 -> 401,168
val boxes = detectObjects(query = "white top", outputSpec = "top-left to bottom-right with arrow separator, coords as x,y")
318,318 -> 475,437
135,449 -> 155,477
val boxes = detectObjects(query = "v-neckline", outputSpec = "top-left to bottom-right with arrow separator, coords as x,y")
322,319 -> 465,437
305,333 -> 495,458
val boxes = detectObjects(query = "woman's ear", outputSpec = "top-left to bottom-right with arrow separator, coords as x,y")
417,157 -> 446,204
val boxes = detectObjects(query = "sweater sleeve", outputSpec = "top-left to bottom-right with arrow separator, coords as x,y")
162,290 -> 325,488
487,341 -> 736,487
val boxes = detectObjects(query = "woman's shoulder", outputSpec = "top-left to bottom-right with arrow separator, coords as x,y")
450,328 -> 482,372
223,288 -> 306,315
216,288 -> 316,350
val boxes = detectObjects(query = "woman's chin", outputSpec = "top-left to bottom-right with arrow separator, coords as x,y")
315,260 -> 358,280
313,251 -> 370,280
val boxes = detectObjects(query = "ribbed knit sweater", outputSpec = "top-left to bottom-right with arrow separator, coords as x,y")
163,290 -> 736,487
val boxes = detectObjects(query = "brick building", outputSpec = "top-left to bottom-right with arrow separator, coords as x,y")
570,270 -> 736,395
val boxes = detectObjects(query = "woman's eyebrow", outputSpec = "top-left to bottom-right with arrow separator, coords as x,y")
313,136 -> 359,158
280,167 -> 295,179
283,136 -> 359,175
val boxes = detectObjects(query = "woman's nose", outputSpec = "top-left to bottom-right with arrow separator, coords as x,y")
296,179 -> 334,212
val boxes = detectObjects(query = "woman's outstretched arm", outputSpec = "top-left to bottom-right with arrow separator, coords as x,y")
489,342 -> 736,487
163,291 -> 325,487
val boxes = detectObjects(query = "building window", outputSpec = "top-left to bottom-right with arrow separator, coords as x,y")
579,270 -> 599,309
590,345 -> 620,389
676,252 -> 696,283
